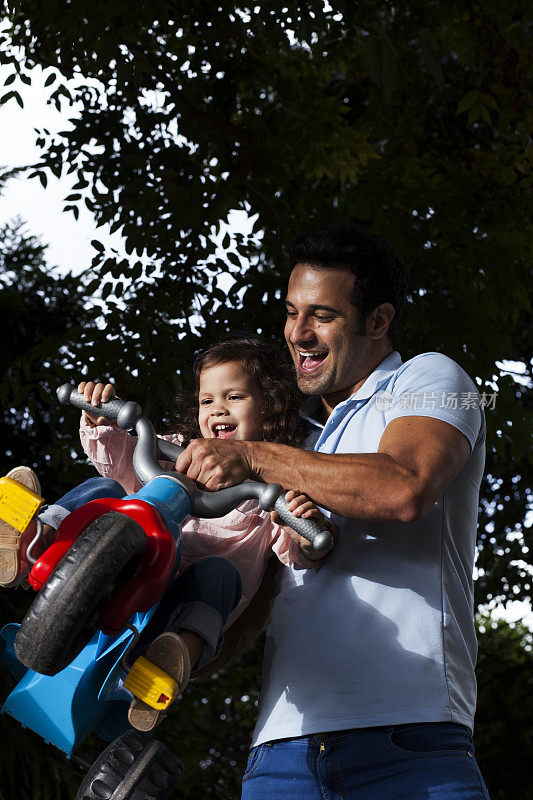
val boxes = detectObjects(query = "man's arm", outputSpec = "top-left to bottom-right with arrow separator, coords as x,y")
175,415 -> 471,522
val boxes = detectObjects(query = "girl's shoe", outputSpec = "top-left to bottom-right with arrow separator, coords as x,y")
0,467 -> 42,588
127,632 -> 191,732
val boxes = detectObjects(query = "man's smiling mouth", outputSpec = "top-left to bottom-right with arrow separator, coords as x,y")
297,350 -> 328,374
212,423 -> 237,439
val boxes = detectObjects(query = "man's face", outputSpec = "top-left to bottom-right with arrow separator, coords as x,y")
284,264 -> 369,400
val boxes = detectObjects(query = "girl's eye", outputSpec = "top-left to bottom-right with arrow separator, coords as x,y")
229,394 -> 244,401
200,398 -> 213,406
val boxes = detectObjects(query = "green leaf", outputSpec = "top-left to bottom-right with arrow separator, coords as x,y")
456,89 -> 479,116
85,279 -> 101,293
63,204 -> 80,220
466,104 -> 483,127
226,251 -> 241,268
101,282 -> 113,300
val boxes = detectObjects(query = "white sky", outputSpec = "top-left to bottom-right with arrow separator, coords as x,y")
0,65 -> 124,274
1,62 -> 531,629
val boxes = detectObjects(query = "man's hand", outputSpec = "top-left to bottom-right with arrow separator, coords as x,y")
174,438 -> 256,490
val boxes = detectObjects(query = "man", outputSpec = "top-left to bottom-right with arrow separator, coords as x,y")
176,225 -> 490,799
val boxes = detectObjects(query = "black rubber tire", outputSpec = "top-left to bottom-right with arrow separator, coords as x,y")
75,729 -> 183,800
14,511 -> 146,676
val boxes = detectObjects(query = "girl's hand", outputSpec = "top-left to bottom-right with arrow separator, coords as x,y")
271,489 -> 337,564
78,381 -> 116,427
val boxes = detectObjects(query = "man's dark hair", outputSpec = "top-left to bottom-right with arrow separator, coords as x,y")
285,224 -> 408,347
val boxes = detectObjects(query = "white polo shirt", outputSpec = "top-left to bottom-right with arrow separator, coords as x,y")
252,350 -> 485,746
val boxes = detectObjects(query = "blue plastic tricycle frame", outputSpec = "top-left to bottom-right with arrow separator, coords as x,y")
0,476 -> 191,758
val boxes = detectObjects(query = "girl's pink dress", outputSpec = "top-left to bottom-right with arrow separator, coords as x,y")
79,416 -> 313,628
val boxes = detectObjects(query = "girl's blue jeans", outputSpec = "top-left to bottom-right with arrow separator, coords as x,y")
241,722 -> 490,799
39,477 -> 242,669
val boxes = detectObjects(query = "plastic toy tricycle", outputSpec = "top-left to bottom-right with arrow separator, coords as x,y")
0,385 -> 333,800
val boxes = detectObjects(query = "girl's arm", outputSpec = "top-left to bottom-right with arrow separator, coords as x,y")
80,413 -> 183,494
76,379 -> 140,491
77,379 -> 181,493
79,413 -> 141,493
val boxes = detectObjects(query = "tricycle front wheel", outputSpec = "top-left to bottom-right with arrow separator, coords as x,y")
14,511 -> 146,676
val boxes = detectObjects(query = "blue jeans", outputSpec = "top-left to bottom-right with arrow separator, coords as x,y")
40,477 -> 242,668
135,556 -> 243,668
241,723 -> 490,800
39,476 -> 126,529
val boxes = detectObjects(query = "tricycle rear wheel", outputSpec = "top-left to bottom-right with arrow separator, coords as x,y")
75,729 -> 182,800
15,511 -> 146,675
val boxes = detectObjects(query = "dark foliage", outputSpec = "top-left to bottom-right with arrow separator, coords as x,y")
0,2 -> 531,798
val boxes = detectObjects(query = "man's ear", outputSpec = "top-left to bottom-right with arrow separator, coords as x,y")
368,303 -> 395,341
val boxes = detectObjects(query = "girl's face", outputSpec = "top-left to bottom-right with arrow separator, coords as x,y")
198,360 -> 264,441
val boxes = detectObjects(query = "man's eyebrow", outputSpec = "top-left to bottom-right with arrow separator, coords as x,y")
285,299 -> 341,314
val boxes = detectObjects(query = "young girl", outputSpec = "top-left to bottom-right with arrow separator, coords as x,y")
2,336 -> 334,730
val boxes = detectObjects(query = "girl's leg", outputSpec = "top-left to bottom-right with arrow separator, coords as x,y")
164,556 -> 243,668
36,476 -> 126,558
0,466 -> 42,587
136,555 -> 243,668
0,471 -> 126,587
128,556 -> 243,731
39,476 -> 126,531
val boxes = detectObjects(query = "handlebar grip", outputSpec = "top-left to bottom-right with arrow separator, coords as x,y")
156,438 -> 184,462
273,494 -> 334,554
56,384 -> 143,430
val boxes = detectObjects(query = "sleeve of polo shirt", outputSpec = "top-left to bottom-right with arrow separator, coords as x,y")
383,353 -> 483,451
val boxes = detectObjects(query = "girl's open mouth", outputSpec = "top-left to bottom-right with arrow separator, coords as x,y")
298,351 -> 328,374
213,423 -> 237,439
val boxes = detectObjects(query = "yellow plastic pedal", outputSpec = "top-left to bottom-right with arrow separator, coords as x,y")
0,477 -> 44,533
123,656 -> 179,711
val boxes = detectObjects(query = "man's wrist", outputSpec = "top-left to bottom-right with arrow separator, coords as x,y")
243,440 -> 261,479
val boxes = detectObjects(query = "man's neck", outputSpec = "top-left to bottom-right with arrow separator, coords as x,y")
320,347 -> 394,421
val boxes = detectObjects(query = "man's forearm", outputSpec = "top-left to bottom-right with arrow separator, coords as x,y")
248,441 -> 421,522
175,416 -> 469,519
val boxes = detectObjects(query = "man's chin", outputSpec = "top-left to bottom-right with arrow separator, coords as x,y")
296,371 -> 332,395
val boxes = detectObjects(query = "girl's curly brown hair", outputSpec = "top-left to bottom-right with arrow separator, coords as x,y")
170,335 -> 303,446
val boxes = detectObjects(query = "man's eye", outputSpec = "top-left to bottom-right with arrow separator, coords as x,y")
315,315 -> 333,321
286,310 -> 297,317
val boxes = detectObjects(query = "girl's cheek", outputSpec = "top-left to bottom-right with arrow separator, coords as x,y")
198,418 -> 209,438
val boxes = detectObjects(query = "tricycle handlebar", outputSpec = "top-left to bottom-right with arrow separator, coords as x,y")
57,384 -> 334,554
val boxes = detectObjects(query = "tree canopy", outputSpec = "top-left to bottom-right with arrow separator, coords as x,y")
0,2 -> 532,798
2,0 -> 531,607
